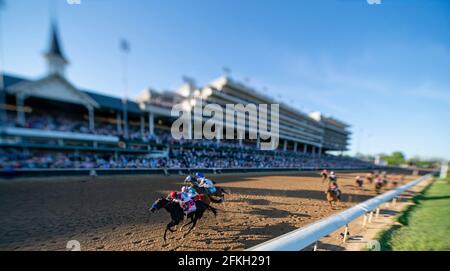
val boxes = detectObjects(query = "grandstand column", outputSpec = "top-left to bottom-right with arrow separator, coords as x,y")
294,142 -> 298,152
148,112 -> 154,136
283,140 -> 288,151
15,93 -> 26,126
312,146 -> 316,157
123,100 -> 129,139
318,147 -> 322,157
88,107 -> 95,132
303,144 -> 308,154
256,135 -> 261,148
116,112 -> 122,134
140,115 -> 145,139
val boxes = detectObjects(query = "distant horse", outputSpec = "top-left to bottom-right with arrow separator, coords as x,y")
320,170 -> 328,183
150,197 -> 217,242
355,177 -> 364,188
366,174 -> 374,184
375,181 -> 383,194
392,178 -> 398,188
325,189 -> 341,208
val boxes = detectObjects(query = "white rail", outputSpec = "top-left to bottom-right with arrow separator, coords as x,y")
247,173 -> 434,251
3,127 -> 119,143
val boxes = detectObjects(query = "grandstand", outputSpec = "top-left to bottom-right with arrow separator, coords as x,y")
0,23 -> 366,175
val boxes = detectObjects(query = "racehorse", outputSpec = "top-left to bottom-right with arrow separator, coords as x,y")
320,170 -> 328,183
356,177 -> 364,188
366,173 -> 374,184
392,177 -> 399,188
150,197 -> 217,242
375,180 -> 383,194
326,188 -> 340,208
382,177 -> 389,187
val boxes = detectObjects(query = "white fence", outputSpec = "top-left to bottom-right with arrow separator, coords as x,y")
247,173 -> 434,251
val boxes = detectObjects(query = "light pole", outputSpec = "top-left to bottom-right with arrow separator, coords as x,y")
120,39 -> 130,139
0,0 -> 6,129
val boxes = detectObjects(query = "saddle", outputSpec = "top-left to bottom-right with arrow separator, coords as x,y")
182,200 -> 197,214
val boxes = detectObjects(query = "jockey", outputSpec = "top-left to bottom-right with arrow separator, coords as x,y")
329,171 -> 337,182
184,175 -> 195,184
375,176 -> 384,186
185,174 -> 205,186
194,172 -> 205,180
195,172 -> 217,194
355,175 -> 364,183
168,191 -> 197,214
181,185 -> 198,199
328,181 -> 341,199
366,173 -> 374,183
320,169 -> 329,180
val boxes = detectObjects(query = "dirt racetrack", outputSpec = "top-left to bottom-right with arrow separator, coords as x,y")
0,171 -> 415,251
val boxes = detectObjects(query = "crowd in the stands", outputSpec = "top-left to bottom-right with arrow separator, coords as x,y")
6,112 -> 150,140
0,147 -> 372,171
0,149 -> 165,170
2,111 -> 373,171
5,112 -> 266,147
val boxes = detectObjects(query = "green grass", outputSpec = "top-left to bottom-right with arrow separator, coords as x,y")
377,177 -> 450,251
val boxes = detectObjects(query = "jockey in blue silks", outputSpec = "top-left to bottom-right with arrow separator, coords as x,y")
195,172 -> 217,195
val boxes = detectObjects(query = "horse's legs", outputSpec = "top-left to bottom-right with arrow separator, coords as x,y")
183,217 -> 198,238
164,221 -> 177,242
180,217 -> 194,231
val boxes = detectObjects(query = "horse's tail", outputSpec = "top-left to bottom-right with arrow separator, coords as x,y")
220,188 -> 229,195
195,200 -> 218,217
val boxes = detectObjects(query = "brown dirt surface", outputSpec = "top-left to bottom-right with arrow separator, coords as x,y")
0,171 -> 416,251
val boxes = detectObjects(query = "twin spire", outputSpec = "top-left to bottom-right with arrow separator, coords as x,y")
44,22 -> 68,77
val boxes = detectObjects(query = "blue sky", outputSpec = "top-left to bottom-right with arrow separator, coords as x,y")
2,0 -> 450,160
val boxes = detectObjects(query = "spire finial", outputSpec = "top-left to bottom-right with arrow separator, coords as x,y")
47,22 -> 66,60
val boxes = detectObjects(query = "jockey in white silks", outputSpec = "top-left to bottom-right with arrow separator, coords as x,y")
329,171 -> 337,182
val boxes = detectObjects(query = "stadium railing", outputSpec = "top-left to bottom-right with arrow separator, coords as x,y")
246,173 -> 435,251
3,127 -> 119,143
0,166 -> 419,178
